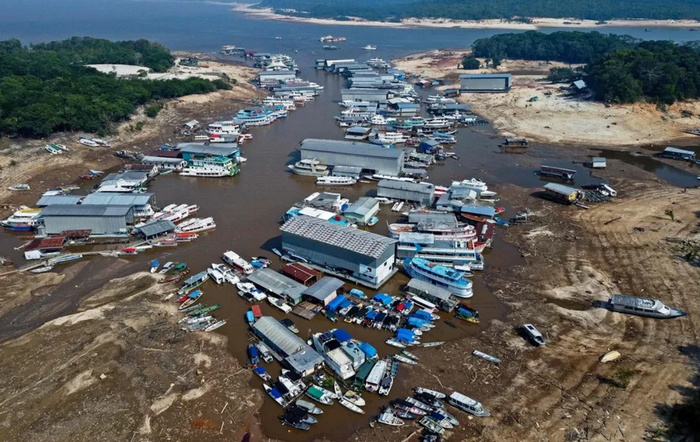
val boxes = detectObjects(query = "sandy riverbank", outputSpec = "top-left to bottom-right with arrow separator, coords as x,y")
0,55 -> 261,206
393,49 -> 700,147
232,3 -> 700,30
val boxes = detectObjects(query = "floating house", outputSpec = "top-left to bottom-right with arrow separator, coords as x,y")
343,197 -> 379,226
660,146 -> 696,162
81,192 -> 156,218
280,216 -> 397,288
40,205 -> 134,236
281,262 -> 320,286
135,219 -> 177,240
377,180 -> 435,207
247,268 -> 307,305
340,88 -> 390,104
302,276 -> 344,306
459,74 -> 512,92
540,165 -> 577,181
251,316 -> 324,376
543,183 -> 580,204
405,278 -> 459,312
299,139 -> 405,177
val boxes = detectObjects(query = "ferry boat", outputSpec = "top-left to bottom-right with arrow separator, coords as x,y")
403,257 -> 473,298
312,332 -> 356,380
180,156 -> 239,178
288,159 -> 329,177
422,117 -> 453,130
388,222 -> 477,241
233,108 -> 275,126
397,233 -> 483,268
223,250 -> 254,274
206,120 -> 241,136
316,176 -> 357,186
607,294 -> 686,319
1,206 -> 43,231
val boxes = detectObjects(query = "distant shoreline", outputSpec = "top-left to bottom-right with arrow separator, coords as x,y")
231,3 -> 700,30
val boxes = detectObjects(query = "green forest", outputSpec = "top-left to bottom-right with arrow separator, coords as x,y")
471,31 -> 700,104
0,38 -> 230,138
259,0 -> 700,21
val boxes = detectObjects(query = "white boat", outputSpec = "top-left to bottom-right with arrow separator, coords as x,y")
377,409 -> 404,426
472,350 -> 501,364
365,359 -> 387,392
44,144 -> 59,155
206,267 -> 226,284
177,217 -> 216,233
30,265 -> 54,273
339,397 -> 365,414
288,159 -> 329,177
180,165 -> 232,178
385,338 -> 406,349
264,384 -> 287,406
223,250 -> 254,274
414,387 -> 445,399
296,399 -> 323,415
343,390 -> 365,407
403,257 -> 473,298
204,319 -> 226,332
312,332 -> 356,380
362,45 -> 377,50
448,392 -> 489,417
269,296 -> 292,313
451,178 -> 489,194
317,176 -> 356,186
8,184 -> 30,191
78,138 -> 99,147
523,323 -> 546,346
159,262 -> 175,274
607,294 -> 686,319
394,354 -> 417,365
2,206 -> 43,231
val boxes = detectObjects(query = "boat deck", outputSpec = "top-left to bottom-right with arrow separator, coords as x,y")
292,301 -> 320,320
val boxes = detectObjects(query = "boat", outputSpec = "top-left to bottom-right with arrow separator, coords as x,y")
279,413 -> 310,431
447,391 -> 490,417
168,263 -> 188,275
178,315 -> 212,325
427,411 -> 453,429
523,323 -> 546,345
254,366 -> 271,381
223,251 -> 254,274
385,338 -> 406,349
187,304 -> 221,317
393,400 -> 427,416
8,184 -> 30,191
206,267 -> 226,285
405,397 -> 432,412
288,159 -> 329,177
178,290 -> 203,310
392,408 -> 416,420
296,399 -> 323,415
419,417 -> 445,434
177,217 -> 216,233
256,342 -> 274,363
269,296 -> 292,313
177,271 -> 209,295
30,265 -> 54,273
272,248 -> 283,257
339,397 -> 365,414
365,359 -> 388,392
362,45 -> 377,50
378,371 -> 394,396
150,260 -> 160,273
343,390 -> 365,407
401,350 -> 419,360
204,319 -> 226,332
1,206 -> 43,231
264,384 -> 287,406
394,354 -> 417,365
414,387 -> 445,399
332,380 -> 342,399
45,144 -> 60,155
377,409 -> 404,426
285,405 -> 317,424
78,138 -> 99,147
305,385 -> 334,405
606,294 -> 686,319
317,176 -> 357,186
180,303 -> 203,314
473,350 -> 501,364
248,344 -> 261,365
349,288 -> 366,300
403,257 -> 473,298
455,304 -> 480,323
158,262 -> 175,274
281,318 -> 299,333
312,332 -> 355,379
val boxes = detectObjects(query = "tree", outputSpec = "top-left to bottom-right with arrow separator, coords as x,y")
462,57 -> 481,70
491,56 -> 502,69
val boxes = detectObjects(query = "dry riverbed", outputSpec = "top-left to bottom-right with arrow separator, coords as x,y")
393,49 -> 700,147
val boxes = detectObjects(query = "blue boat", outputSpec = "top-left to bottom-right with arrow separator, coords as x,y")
349,288 -> 366,300
403,257 -> 473,298
248,344 -> 260,365
150,259 -> 160,273
245,311 -> 255,324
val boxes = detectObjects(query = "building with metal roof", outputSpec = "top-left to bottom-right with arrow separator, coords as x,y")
258,70 -> 298,82
280,263 -> 320,286
247,268 -> 307,305
459,73 -> 512,92
460,205 -> 496,218
135,219 -> 177,239
344,126 -> 371,140
81,192 -> 155,217
343,197 -> 379,226
661,146 -> 696,161
98,171 -> 150,192
176,143 -> 240,160
331,165 -> 363,179
281,216 -> 397,287
407,211 -> 457,226
377,180 -> 434,206
141,155 -> 188,170
302,276 -> 343,306
300,139 -> 404,177
251,316 -> 324,376
405,278 -> 459,312
40,205 -> 134,236
340,88 -> 390,104
35,195 -> 84,207
543,183 -> 580,204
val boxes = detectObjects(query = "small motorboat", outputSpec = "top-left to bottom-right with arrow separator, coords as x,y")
523,323 -> 546,346
401,350 -> 419,360
204,319 -> 226,332
339,397 -> 365,414
280,318 -> 299,333
385,338 -> 406,349
150,260 -> 160,273
296,399 -> 323,415
414,387 -> 445,399
158,262 -> 175,274
280,413 -> 310,430
305,385 -> 334,405
30,265 -> 54,274
343,390 -> 365,407
254,366 -> 271,381
392,408 -> 416,420
377,409 -> 404,426
393,354 -> 417,365
264,384 -> 286,406
473,350 -> 501,364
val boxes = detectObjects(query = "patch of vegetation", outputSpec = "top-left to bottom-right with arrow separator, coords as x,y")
461,56 -> 481,70
547,67 -> 583,83
0,38 -> 231,138
611,367 -> 636,388
145,103 -> 164,119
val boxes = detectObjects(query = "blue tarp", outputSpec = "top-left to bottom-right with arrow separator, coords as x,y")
366,311 -> 378,320
408,317 -> 427,327
270,388 -> 283,399
412,311 -> 432,321
332,328 -> 352,343
359,342 -> 377,358
372,293 -> 393,306
403,301 -> 413,311
248,346 -> 259,357
254,366 -> 267,375
327,295 -> 346,312
339,298 -> 353,309
397,328 -> 415,337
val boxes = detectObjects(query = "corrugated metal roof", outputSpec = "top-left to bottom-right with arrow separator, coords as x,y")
378,179 -> 434,193
544,183 -> 579,196
252,316 -> 310,356
399,232 -> 434,244
301,139 -> 404,159
460,205 -> 496,217
664,146 -> 695,155
408,211 -> 457,226
344,197 -> 378,217
35,195 -> 83,207
286,348 -> 324,374
136,219 -> 176,237
303,276 -> 344,300
459,73 -> 512,79
176,143 -> 239,156
332,165 -> 363,173
281,216 -> 396,259
142,155 -> 186,164
406,278 -> 454,302
41,204 -> 132,217
341,88 -> 388,96
247,268 -> 306,299
82,192 -> 154,206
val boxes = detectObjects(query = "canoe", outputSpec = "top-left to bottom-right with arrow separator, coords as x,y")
30,265 -> 54,274
420,341 -> 445,348
204,319 -> 226,332
187,304 -> 221,317
339,397 -> 365,414
419,417 -> 445,434
401,350 -> 419,360
414,387 -> 445,399
405,397 -> 432,411
392,408 -> 416,420
394,354 -> 417,365
473,350 -> 501,364
385,338 -> 406,349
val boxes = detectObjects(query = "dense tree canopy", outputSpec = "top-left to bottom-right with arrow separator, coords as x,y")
260,0 -> 700,21
0,38 -> 230,138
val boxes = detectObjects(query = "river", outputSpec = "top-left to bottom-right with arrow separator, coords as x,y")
1,1 -> 700,440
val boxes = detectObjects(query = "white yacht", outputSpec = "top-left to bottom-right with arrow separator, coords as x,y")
180,166 -> 232,178
288,159 -> 329,177
607,294 -> 686,318
317,176 -> 357,186
223,250 -> 254,274
365,359 -> 388,392
312,332 -> 356,380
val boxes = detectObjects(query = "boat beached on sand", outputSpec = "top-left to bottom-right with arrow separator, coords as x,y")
606,294 -> 686,319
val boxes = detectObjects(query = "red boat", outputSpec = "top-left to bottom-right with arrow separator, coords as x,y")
79,174 -> 94,180
494,207 -> 506,215
120,247 -> 137,255
177,293 -> 190,303
251,304 -> 262,318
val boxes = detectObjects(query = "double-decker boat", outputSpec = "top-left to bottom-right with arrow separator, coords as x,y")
403,257 -> 473,298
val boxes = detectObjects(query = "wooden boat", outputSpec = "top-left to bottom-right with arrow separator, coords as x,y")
405,397 -> 432,411
343,390 -> 365,407
187,304 -> 221,317
392,408 -> 416,420
385,338 -> 406,349
179,303 -> 203,314
178,290 -> 203,310
428,411 -> 453,429
339,397 -> 365,414
420,341 -> 444,348
305,385 -> 334,405
393,354 -> 417,365
419,417 -> 445,434
204,319 -> 226,332
178,314 -> 212,325
393,399 -> 427,416
30,265 -> 54,273
280,413 -> 310,431
401,350 -> 419,360
167,263 -> 188,275
296,399 -> 323,415
159,272 -> 188,284
414,387 -> 445,399
473,350 -> 501,364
